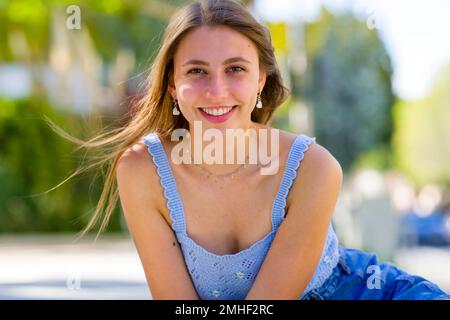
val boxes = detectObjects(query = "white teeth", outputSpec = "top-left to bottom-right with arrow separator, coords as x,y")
201,107 -> 233,116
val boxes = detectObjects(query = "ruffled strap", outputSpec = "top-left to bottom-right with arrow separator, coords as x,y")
271,134 -> 317,226
143,132 -> 186,234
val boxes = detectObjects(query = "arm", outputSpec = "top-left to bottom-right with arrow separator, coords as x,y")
116,144 -> 200,300
245,143 -> 343,299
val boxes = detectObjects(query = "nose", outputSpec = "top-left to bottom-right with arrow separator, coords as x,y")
205,73 -> 228,101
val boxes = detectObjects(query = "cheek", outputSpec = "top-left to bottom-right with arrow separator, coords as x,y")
177,82 -> 204,104
229,78 -> 257,105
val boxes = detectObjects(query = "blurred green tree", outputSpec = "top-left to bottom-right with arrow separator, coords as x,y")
299,8 -> 395,172
392,64 -> 450,189
0,98 -> 124,232
0,0 -> 189,233
0,0 -> 187,72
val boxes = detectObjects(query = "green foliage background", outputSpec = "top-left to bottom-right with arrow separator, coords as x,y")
0,98 -> 123,232
300,9 -> 395,173
1,1 -> 448,233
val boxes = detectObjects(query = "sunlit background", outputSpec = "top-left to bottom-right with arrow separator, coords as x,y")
1,0 -> 449,299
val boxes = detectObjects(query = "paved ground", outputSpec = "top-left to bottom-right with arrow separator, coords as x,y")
0,234 -> 151,300
0,234 -> 449,299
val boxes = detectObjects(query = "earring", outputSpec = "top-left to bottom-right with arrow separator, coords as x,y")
172,98 -> 180,115
256,92 -> 263,109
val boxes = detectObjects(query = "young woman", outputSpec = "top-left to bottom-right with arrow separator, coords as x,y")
65,0 -> 449,300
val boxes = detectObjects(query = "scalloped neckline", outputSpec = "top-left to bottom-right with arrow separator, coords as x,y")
150,132 -> 307,258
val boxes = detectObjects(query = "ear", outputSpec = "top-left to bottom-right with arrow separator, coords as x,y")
168,71 -> 176,99
258,67 -> 267,93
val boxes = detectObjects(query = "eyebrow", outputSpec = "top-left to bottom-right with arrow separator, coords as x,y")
182,56 -> 251,67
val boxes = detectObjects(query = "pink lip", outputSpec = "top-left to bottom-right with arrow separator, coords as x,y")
199,105 -> 237,123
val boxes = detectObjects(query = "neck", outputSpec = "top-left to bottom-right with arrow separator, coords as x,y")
186,122 -> 259,175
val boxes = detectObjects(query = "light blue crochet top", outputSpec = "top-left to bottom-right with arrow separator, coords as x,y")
143,131 -> 340,300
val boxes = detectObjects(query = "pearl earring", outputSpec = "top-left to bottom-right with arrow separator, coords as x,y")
172,98 -> 180,115
256,92 -> 263,109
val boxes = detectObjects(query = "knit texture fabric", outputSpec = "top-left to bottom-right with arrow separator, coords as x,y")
143,132 -> 340,300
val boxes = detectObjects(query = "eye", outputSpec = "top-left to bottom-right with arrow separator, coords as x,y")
187,68 -> 206,75
228,66 -> 244,73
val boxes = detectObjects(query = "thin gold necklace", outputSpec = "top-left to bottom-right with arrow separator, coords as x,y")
187,151 -> 250,183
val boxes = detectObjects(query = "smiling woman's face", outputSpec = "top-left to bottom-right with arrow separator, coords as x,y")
169,25 -> 266,132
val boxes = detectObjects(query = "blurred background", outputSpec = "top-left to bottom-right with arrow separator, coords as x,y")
0,0 -> 449,299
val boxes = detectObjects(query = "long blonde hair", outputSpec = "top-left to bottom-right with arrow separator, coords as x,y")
48,0 -> 289,241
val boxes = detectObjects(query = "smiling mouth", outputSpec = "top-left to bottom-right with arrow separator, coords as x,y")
199,106 -> 237,116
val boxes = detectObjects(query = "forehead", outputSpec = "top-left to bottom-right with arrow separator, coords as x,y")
174,25 -> 259,64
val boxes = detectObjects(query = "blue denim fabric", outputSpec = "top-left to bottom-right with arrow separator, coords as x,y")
301,245 -> 450,300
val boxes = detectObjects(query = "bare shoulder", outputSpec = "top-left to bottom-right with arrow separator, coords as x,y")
275,128 -> 341,175
117,140 -> 157,183
116,140 -> 165,213
253,125 -> 341,175
302,139 -> 342,178
285,132 -> 343,211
